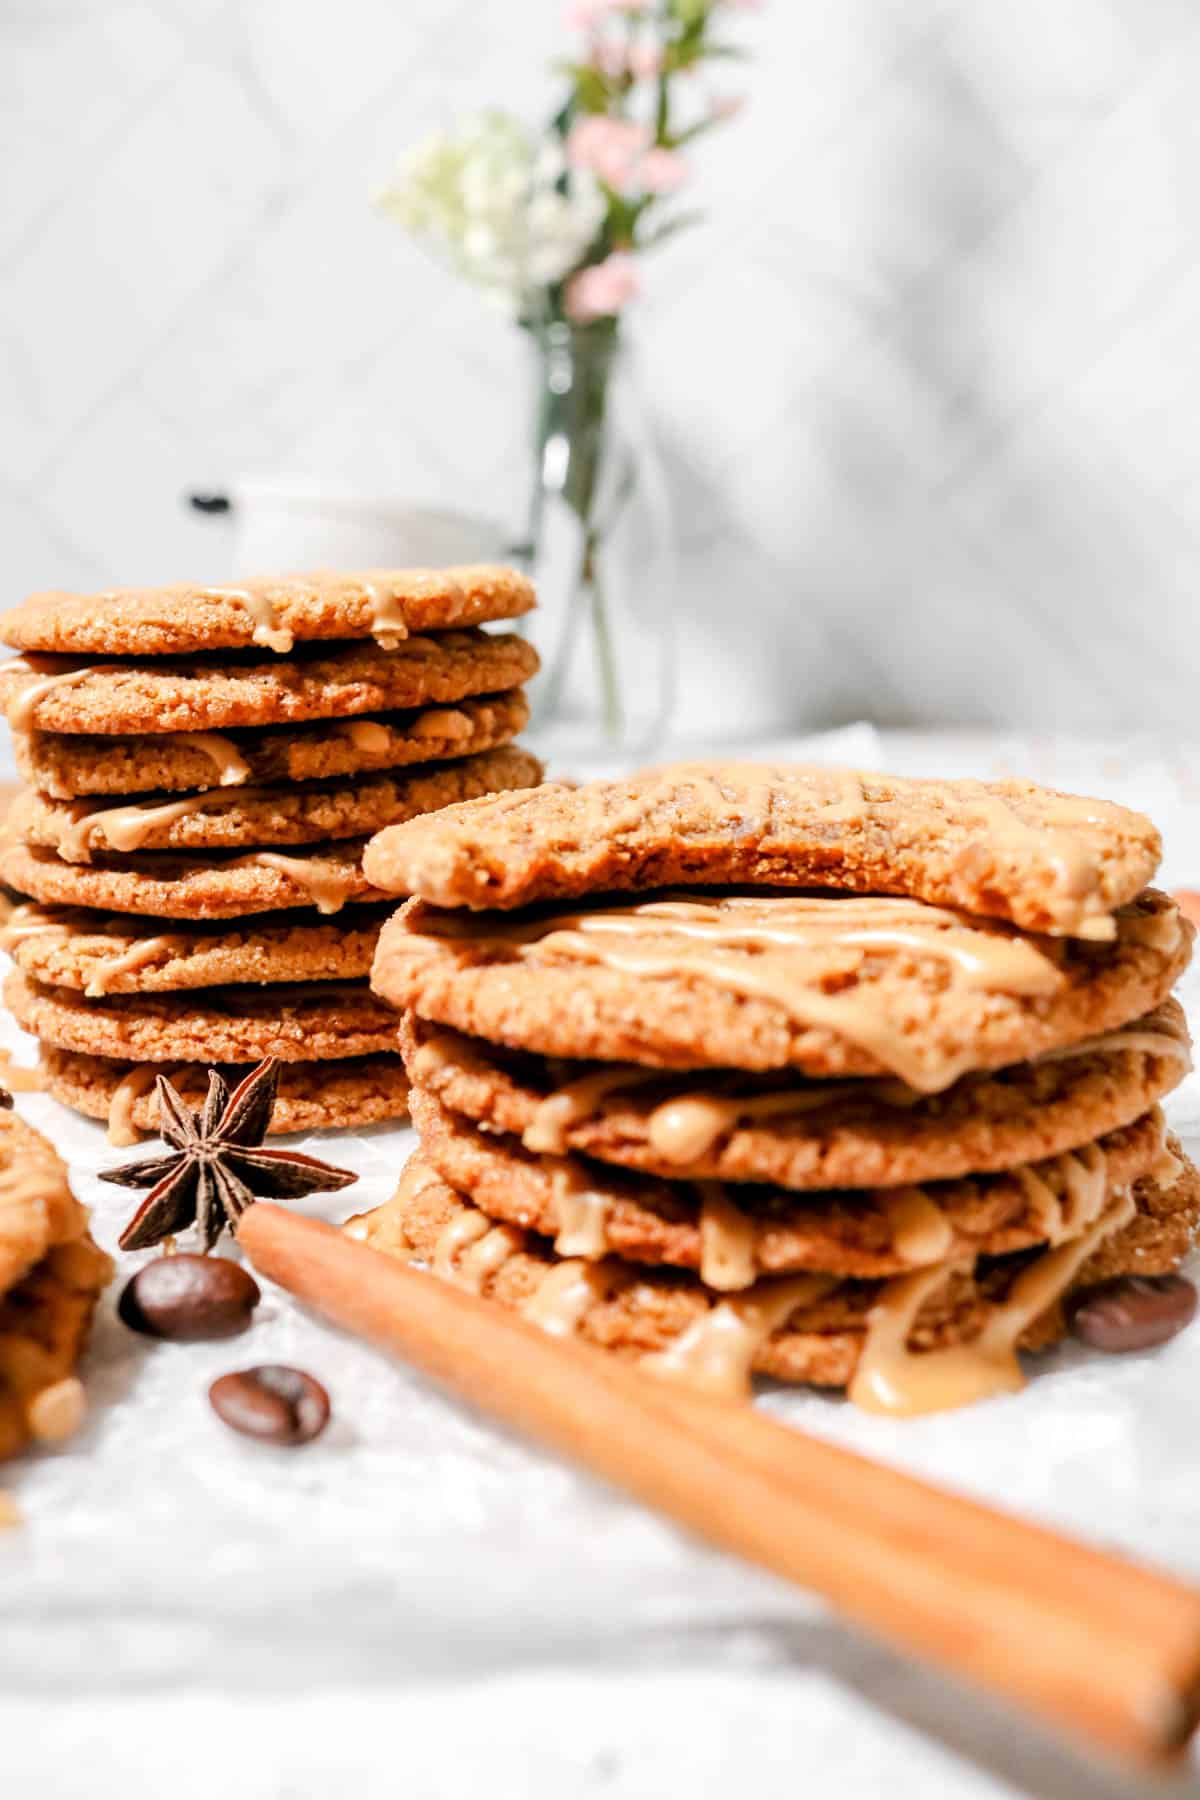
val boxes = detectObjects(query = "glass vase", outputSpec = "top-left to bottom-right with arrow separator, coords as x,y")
515,319 -> 675,764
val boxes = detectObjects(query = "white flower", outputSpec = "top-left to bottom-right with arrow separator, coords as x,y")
376,112 -> 605,314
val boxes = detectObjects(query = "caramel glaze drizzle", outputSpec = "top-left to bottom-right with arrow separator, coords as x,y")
53,787 -> 274,863
511,1012 -> 1189,1168
233,851 -> 360,914
107,1062 -> 179,1147
413,893 -> 1067,1094
644,1274 -> 839,1396
521,1259 -> 624,1338
432,1206 -> 521,1293
4,661 -> 101,731
849,1193 -> 1136,1416
645,1191 -> 1137,1413
172,732 -> 251,786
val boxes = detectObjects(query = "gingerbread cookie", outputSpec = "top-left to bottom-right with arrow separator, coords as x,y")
16,691 -> 531,799
0,839 -> 383,919
400,999 -> 1191,1190
374,889 -> 1189,1089
5,971 -> 402,1066
12,746 -> 542,862
0,631 -> 539,736
0,903 -> 390,995
0,1107 -> 89,1296
40,1047 -> 409,1141
407,1082 -> 1170,1283
346,1148 -> 1200,1396
361,763 -> 1161,940
0,565 -> 534,658
0,1228 -> 113,1460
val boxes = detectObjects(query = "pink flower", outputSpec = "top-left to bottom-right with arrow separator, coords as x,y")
710,93 -> 745,121
627,40 -> 664,80
638,146 -> 688,192
563,0 -> 646,25
566,115 -> 651,191
565,253 -> 640,322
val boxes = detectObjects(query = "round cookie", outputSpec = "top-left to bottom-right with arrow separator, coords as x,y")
39,1048 -> 409,1138
400,999 -> 1192,1190
0,839 -> 383,919
0,1107 -> 89,1295
0,565 -> 535,658
1,904 -> 390,995
361,763 -> 1161,941
345,1149 -> 1200,1392
12,746 -> 542,862
0,1227 -> 113,1461
375,888 -> 1190,1089
0,630 -> 539,736
5,971 -> 402,1065
407,1082 -> 1171,1281
16,691 -> 531,799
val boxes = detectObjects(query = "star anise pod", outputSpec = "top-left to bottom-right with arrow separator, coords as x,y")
103,1059 -> 357,1251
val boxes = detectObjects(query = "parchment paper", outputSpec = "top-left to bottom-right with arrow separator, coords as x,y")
4,726 -> 1199,1800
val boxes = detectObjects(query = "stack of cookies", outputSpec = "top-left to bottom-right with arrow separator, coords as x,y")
0,567 -> 542,1142
0,1107 -> 111,1482
349,764 -> 1199,1416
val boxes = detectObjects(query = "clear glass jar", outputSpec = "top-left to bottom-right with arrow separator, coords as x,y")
515,319 -> 675,762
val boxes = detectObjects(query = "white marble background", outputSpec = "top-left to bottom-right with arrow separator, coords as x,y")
3,0 -> 1199,737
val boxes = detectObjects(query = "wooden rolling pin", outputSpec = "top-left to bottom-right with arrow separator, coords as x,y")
238,1202 -> 1200,1766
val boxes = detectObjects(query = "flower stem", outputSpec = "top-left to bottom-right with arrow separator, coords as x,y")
583,530 -> 622,741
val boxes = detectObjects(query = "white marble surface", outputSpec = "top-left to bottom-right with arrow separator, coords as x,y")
4,727 -> 1200,1800
4,2 -> 1200,736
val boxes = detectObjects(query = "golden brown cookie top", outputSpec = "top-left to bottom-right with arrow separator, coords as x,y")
17,691 -> 530,799
10,747 -> 542,862
0,565 -> 535,657
0,630 -> 538,736
400,999 -> 1191,1191
362,762 -> 1160,941
373,887 -> 1189,1089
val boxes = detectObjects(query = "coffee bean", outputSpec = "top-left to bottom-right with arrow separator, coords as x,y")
118,1254 -> 260,1341
1067,1273 -> 1197,1353
208,1366 -> 330,1446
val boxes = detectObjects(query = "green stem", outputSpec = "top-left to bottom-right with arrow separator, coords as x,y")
583,530 -> 622,741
